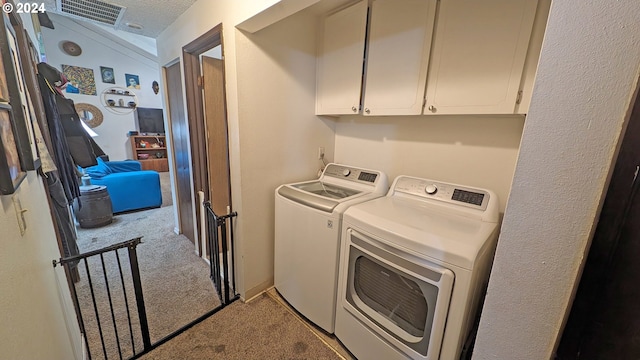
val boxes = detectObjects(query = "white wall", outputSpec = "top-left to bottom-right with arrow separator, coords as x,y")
157,0 -> 334,298
235,8 -> 335,298
41,14 -> 163,160
0,174 -> 82,359
157,0 -> 284,299
0,11 -> 83,359
335,115 -> 524,212
473,1 -> 640,359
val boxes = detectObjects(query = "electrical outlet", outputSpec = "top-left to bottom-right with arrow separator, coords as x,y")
318,147 -> 325,160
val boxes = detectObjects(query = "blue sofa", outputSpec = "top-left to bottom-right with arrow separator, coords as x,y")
83,158 -> 162,213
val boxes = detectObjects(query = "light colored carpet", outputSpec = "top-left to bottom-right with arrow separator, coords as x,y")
140,292 -> 344,360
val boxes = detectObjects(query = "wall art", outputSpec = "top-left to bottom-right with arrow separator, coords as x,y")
100,66 -> 115,84
0,105 -> 26,194
125,73 -> 140,89
1,10 -> 38,170
61,64 -> 96,95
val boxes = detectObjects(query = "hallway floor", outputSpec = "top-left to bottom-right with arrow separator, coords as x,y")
139,289 -> 354,359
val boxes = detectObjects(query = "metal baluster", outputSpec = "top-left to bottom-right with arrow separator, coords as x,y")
229,217 -> 237,296
100,253 -> 123,359
220,219 -> 230,304
67,265 -> 92,360
211,208 -> 222,300
84,257 -> 108,359
115,249 -> 136,356
127,243 -> 151,351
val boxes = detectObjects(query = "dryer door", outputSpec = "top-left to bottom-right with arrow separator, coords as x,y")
342,229 -> 454,359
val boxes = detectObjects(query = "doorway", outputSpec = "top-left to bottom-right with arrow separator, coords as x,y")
165,61 -> 195,245
181,24 -> 233,259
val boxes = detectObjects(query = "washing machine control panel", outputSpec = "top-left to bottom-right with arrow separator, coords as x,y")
323,164 -> 379,184
393,176 -> 489,211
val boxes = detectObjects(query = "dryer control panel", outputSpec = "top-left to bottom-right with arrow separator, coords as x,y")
393,176 -> 491,211
323,164 -> 380,185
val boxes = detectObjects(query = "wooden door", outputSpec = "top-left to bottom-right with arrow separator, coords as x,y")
201,56 -> 231,217
362,0 -> 436,116
556,87 -> 640,358
315,0 -> 368,115
166,62 -> 195,245
424,0 -> 538,115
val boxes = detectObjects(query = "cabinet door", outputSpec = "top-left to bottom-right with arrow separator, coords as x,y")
424,0 -> 538,115
363,0 -> 437,116
315,0 -> 368,116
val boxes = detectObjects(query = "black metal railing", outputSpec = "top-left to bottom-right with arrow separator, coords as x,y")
204,201 -> 239,305
54,204 -> 239,359
54,237 -> 149,360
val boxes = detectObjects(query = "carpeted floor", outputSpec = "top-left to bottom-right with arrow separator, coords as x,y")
140,292 -> 345,360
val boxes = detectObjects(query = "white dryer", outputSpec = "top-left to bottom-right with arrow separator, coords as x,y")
274,163 -> 388,333
335,176 -> 500,360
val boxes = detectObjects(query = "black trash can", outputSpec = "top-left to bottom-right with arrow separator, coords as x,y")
74,185 -> 113,228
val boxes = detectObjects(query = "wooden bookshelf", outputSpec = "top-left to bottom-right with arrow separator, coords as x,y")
130,135 -> 168,172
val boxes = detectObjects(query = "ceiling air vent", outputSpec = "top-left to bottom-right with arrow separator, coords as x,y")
56,0 -> 126,26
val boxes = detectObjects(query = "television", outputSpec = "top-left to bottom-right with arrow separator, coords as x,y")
135,108 -> 165,135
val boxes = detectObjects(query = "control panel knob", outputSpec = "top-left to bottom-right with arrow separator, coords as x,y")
342,169 -> 351,176
425,184 -> 438,195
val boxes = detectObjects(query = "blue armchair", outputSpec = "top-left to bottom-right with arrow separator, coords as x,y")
83,158 -> 162,213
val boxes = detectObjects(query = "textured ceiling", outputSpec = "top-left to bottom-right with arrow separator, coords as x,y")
42,0 -> 198,38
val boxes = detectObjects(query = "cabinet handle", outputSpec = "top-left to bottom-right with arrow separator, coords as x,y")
428,105 -> 436,112
365,108 -> 370,114
351,106 -> 357,112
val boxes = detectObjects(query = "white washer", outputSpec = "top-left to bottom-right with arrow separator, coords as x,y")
335,175 -> 500,359
274,163 -> 388,333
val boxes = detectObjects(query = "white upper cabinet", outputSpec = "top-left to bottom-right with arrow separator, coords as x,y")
424,0 -> 538,115
316,0 -> 541,116
362,0 -> 437,116
315,0 -> 368,116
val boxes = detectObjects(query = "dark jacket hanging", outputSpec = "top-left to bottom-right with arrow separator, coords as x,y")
36,62 -> 82,204
35,62 -> 82,263
38,62 -> 103,167
56,95 -> 104,167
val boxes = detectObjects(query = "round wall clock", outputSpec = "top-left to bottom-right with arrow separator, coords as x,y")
61,41 -> 82,56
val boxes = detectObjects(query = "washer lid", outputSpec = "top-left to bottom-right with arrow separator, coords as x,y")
343,197 -> 498,269
278,181 -> 363,212
292,181 -> 362,199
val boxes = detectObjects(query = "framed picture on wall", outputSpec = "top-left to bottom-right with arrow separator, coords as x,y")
1,10 -> 44,171
100,66 -> 115,84
61,64 -> 97,95
125,73 -> 140,89
0,104 -> 26,194
2,11 -> 40,170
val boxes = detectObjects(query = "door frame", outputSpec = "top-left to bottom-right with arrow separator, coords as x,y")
162,59 -> 196,246
182,24 -> 232,255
